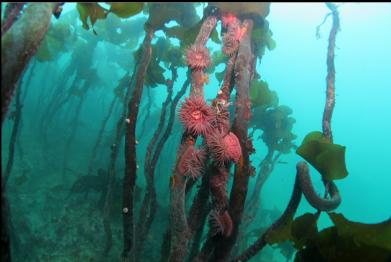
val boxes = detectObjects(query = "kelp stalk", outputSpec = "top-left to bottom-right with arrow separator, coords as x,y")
103,65 -> 136,255
138,87 -> 152,141
136,66 -> 176,259
218,53 -> 238,101
122,27 -> 155,260
234,6 -> 343,259
168,15 -> 218,262
17,61 -> 37,162
1,3 -> 58,125
1,179 -> 12,262
1,3 -> 25,36
232,162 -> 341,261
187,172 -> 211,260
192,21 -> 241,261
87,94 -> 119,176
322,3 -> 340,142
62,95 -> 85,180
243,150 -> 280,226
232,162 -> 304,262
4,81 -> 23,183
211,19 -> 254,261
158,77 -> 190,262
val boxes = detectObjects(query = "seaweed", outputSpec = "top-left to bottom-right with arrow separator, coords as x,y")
249,79 -> 278,108
76,3 -> 144,34
269,212 -> 391,262
2,3 -> 59,124
35,21 -> 73,62
296,131 -> 348,180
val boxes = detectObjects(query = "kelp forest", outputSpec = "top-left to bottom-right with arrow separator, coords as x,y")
1,2 -> 391,262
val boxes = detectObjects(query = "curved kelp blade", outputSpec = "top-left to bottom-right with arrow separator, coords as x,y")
328,213 -> 391,251
77,3 -> 108,31
109,3 -> 144,18
290,213 -> 319,249
294,214 -> 391,262
265,213 -> 319,247
296,131 -> 348,180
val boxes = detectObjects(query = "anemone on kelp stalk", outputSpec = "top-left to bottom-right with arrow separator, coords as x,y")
166,3 -> 275,261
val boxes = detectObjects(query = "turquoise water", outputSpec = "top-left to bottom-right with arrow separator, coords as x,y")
2,3 -> 390,261
262,2 -> 391,224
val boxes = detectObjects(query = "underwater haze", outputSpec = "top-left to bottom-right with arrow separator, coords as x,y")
1,2 -> 391,262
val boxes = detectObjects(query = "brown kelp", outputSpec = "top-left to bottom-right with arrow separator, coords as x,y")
122,21 -> 154,262
168,11 -> 219,262
232,3 -> 345,261
2,3 -> 61,124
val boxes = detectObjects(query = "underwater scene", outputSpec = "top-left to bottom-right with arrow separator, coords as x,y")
1,2 -> 391,262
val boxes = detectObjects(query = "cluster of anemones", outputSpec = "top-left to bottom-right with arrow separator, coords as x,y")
179,95 -> 216,137
221,13 -> 249,56
206,130 -> 242,166
185,44 -> 211,69
221,12 -> 239,28
177,145 -> 206,179
208,209 -> 233,237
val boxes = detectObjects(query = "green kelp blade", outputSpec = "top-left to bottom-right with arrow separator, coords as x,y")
265,214 -> 294,244
167,47 -> 185,68
266,213 -> 319,248
210,27 -> 221,44
293,212 -> 391,262
211,51 -> 226,68
291,213 -> 319,249
109,3 -> 144,18
266,30 -> 276,50
265,220 -> 292,245
77,3 -> 108,30
36,34 -> 64,62
296,131 -> 348,180
249,80 -> 260,102
329,213 -> 391,251
294,226 -> 391,262
316,143 -> 348,180
301,131 -> 329,144
36,40 -> 53,62
249,80 -> 278,108
146,61 -> 166,87
76,3 -> 90,30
